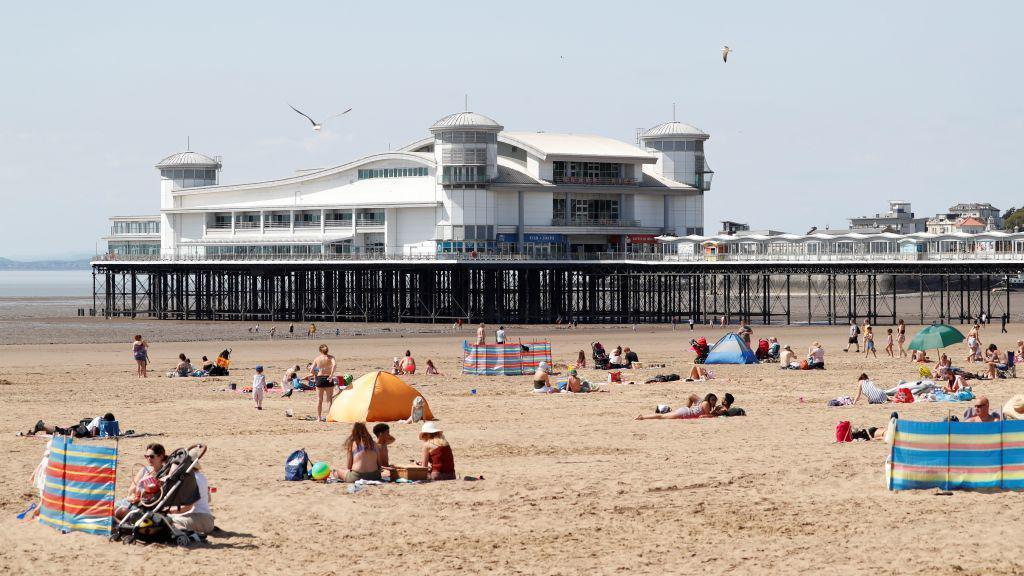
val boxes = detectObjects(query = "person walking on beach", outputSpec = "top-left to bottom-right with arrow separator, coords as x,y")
864,326 -> 877,358
269,326 -> 276,340
132,335 -> 148,378
476,323 -> 486,345
689,317 -> 695,331
897,319 -> 907,358
289,323 -> 294,336
1002,314 -> 1008,334
309,344 -> 337,422
844,319 -> 860,353
495,325 -> 506,344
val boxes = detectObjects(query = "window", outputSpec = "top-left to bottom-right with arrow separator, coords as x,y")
358,167 -> 428,179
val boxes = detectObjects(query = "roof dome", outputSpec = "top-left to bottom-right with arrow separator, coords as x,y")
429,111 -> 503,132
642,121 -> 709,140
155,151 -> 221,169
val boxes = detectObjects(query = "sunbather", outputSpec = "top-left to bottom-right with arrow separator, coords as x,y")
687,366 -> 713,381
26,413 -> 116,438
340,422 -> 382,482
965,397 -> 1000,422
984,344 -> 1007,379
713,393 -> 745,416
635,393 -> 717,420
532,361 -> 557,391
779,345 -> 797,366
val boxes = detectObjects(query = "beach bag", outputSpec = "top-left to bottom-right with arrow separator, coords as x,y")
893,388 -> 915,404
285,449 -> 310,481
835,421 -> 852,443
608,371 -> 622,383
799,359 -> 809,370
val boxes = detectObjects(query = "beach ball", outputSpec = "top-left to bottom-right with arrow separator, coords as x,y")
311,461 -> 331,481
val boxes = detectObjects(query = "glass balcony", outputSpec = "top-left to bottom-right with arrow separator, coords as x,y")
551,218 -> 641,227
551,176 -> 637,186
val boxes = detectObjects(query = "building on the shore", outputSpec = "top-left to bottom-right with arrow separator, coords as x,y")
947,202 -> 1002,228
926,214 -> 991,234
103,215 -> 161,256
848,200 -> 926,233
109,111 -> 713,260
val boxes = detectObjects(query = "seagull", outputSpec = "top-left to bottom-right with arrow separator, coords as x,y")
288,104 -> 352,131
722,46 -> 732,63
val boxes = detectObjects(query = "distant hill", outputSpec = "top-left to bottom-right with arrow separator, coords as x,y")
0,257 -> 92,271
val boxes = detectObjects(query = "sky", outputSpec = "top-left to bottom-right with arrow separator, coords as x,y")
1,1 -> 1022,258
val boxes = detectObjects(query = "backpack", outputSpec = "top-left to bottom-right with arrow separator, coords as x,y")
285,449 -> 310,481
854,324 -> 861,335
835,421 -> 852,443
893,388 -> 915,404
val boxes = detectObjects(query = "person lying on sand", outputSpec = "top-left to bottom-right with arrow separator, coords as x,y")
712,393 -> 745,417
636,393 -> 717,420
26,413 -> 116,438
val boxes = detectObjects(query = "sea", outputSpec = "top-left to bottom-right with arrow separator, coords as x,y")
0,270 -> 95,298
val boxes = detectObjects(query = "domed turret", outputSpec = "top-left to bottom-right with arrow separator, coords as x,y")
430,112 -> 502,185
156,150 -> 221,188
641,121 -> 711,190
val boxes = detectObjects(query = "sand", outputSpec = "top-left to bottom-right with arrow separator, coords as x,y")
2,318 -> 1024,575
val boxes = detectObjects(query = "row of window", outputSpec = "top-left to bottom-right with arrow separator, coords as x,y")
111,221 -> 160,235
647,140 -> 704,152
441,146 -> 488,165
108,242 -> 160,256
161,168 -> 217,180
436,131 -> 497,144
553,161 -> 623,180
442,165 -> 488,184
358,167 -> 429,179
553,198 -> 620,221
435,225 -> 495,241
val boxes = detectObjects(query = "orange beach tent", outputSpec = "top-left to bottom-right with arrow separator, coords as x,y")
327,371 -> 434,423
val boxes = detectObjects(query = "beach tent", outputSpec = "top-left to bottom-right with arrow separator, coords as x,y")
462,340 -> 553,376
39,436 -> 118,535
704,333 -> 758,364
327,371 -> 433,423
889,419 -> 1024,491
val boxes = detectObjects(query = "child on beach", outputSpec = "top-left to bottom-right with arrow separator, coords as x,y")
864,327 -> 877,358
252,365 -> 266,410
885,328 -> 894,357
425,359 -> 440,375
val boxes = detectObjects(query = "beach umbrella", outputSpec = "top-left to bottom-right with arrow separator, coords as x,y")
907,323 -> 964,351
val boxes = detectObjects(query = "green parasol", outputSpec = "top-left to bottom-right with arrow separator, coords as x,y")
907,323 -> 965,351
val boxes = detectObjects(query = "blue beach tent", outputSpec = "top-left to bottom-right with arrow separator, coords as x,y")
704,333 -> 758,364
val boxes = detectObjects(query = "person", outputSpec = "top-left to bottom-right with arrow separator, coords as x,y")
934,354 -> 952,379
1002,314 -> 1009,334
564,369 -> 585,393
475,323 -> 486,345
400,350 -> 416,374
911,349 -> 932,363
495,325 -> 506,344
115,443 -> 168,521
252,365 -> 266,410
688,365 -> 713,381
738,325 -> 752,347
713,393 -> 746,417
779,344 -> 797,367
27,413 -> 117,438
168,447 -> 215,535
863,327 -> 877,358
269,326 -> 276,339
575,350 -> 586,369
132,335 -> 148,378
844,320 -> 860,353
689,318 -> 695,331
943,370 -> 966,393
623,347 -> 639,367
289,323 -> 294,336
372,423 -> 394,469
608,346 -> 625,369
852,373 -> 888,404
532,361 -> 557,391
767,337 -> 781,360
1018,340 -> 1024,363
284,365 -> 300,388
209,349 -> 232,376
981,311 -> 988,325
885,328 -> 894,358
339,422 -> 382,482
635,393 -> 718,420
200,356 -> 214,373
425,359 -> 440,375
392,357 -> 403,375
310,344 -> 337,422
309,323 -> 317,339
174,353 -> 192,377
808,342 -> 825,369
965,397 -> 1000,422
418,422 -> 455,481
897,319 -> 907,358
966,325 -> 981,362
984,343 -> 1007,379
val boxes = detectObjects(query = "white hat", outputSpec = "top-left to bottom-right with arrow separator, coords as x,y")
420,422 -> 442,434
539,361 -> 551,373
1003,395 -> 1024,420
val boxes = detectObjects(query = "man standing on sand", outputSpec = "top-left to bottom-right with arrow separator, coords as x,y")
476,323 -> 486,345
844,319 -> 861,353
309,344 -> 337,422
495,325 -> 506,344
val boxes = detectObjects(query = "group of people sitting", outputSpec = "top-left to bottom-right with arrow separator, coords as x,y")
389,351 -> 441,376
531,362 -> 600,393
635,392 -> 745,420
778,342 -> 825,370
114,443 -> 215,536
335,421 -> 456,482
169,349 -> 232,378
591,342 -> 640,369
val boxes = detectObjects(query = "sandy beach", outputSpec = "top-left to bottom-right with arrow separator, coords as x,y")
2,316 -> 1024,575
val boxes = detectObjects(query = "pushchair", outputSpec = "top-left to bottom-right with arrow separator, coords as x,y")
112,444 -> 207,547
591,342 -> 610,370
690,338 -> 709,364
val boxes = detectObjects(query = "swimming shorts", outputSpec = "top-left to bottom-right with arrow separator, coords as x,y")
533,379 -> 547,390
848,336 -> 858,344
315,376 -> 333,388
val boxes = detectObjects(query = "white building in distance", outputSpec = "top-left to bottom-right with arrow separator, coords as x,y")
110,111 -> 712,260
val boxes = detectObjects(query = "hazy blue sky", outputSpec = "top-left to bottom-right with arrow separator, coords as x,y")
1,1 -> 1021,258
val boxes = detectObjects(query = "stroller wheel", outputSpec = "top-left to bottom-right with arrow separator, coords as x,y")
109,532 -> 121,543
122,534 -> 135,545
174,534 -> 191,547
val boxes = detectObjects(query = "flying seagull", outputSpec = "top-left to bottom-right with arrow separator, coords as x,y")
288,104 -> 352,131
722,46 -> 732,63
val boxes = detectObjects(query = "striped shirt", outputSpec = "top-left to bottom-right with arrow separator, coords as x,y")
860,380 -> 888,404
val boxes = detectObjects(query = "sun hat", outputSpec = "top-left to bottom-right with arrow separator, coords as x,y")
539,361 -> 551,373
420,422 -> 442,434
1003,395 -> 1024,420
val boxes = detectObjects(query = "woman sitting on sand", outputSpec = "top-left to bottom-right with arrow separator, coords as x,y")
341,422 -> 382,482
115,443 -> 168,520
575,350 -> 586,369
934,354 -> 952,379
418,422 -> 456,481
425,359 -> 440,375
400,350 -> 416,374
852,373 -> 888,404
807,342 -> 825,369
687,365 -> 714,381
174,353 -> 192,377
608,346 -> 625,369
983,344 -> 1007,379
636,393 -> 718,420
532,362 -> 558,391
943,370 -> 966,393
